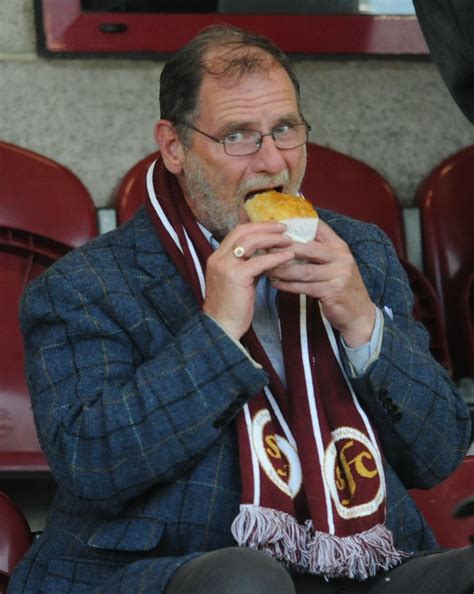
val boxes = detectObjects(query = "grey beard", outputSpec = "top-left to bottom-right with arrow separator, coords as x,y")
181,150 -> 307,241
183,161 -> 239,240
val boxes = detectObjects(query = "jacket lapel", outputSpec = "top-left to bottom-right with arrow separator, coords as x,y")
132,208 -> 200,335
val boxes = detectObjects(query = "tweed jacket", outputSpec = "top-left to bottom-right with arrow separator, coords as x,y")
10,206 -> 471,593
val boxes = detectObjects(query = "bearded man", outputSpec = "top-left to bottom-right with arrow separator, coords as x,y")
10,25 -> 473,594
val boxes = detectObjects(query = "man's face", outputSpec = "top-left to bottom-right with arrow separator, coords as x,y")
178,62 -> 307,241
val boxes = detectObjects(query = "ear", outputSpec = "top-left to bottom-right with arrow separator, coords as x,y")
154,120 -> 185,174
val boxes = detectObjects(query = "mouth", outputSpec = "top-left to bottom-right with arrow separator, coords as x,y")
244,186 -> 284,202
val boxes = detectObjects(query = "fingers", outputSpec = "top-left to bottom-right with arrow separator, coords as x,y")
214,222 -> 295,276
267,241 -> 376,345
229,230 -> 293,260
220,222 -> 288,251
269,260 -> 340,284
210,221 -> 296,272
203,222 -> 295,340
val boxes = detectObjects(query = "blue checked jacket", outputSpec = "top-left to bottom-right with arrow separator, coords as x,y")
10,206 -> 471,593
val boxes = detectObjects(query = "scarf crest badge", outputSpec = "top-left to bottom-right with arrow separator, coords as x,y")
254,412 -> 384,518
146,157 -> 405,581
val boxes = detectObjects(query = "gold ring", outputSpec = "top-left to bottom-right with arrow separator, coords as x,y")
233,246 -> 245,258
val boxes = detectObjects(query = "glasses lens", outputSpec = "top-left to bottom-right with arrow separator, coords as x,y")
222,125 -> 309,156
274,124 -> 308,150
224,130 -> 261,156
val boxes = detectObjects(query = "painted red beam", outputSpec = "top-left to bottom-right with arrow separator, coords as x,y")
38,0 -> 428,55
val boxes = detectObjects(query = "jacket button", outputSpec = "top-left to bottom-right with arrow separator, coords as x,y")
213,416 -> 227,429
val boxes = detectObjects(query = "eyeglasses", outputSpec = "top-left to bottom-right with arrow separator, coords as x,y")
176,120 -> 311,157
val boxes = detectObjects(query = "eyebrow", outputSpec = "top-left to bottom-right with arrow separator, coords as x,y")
216,120 -> 257,137
217,113 -> 303,136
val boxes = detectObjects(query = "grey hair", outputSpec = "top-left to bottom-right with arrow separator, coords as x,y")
159,24 -> 302,147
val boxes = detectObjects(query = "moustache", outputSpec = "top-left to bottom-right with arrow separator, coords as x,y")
238,172 -> 291,197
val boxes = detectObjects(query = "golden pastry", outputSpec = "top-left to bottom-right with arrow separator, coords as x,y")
244,190 -> 318,243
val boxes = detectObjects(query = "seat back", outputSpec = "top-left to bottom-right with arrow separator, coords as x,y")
0,492 -> 32,591
302,143 -> 406,257
416,146 -> 474,379
116,151 -> 159,226
115,144 -> 450,370
411,456 -> 474,548
0,141 -> 99,474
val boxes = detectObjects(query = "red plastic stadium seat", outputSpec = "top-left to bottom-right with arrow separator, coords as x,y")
115,144 -> 451,371
416,146 -> 474,380
0,491 -> 32,592
0,141 -> 99,475
411,456 -> 474,548
302,143 -> 406,257
116,151 -> 159,226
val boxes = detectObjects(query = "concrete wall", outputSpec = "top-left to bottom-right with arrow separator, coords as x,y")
1,1 -> 473,210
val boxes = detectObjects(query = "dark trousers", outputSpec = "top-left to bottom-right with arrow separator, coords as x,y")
165,546 -> 474,594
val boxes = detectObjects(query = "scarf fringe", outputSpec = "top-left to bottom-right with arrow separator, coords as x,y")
232,505 -> 406,581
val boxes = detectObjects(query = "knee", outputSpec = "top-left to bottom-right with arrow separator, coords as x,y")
210,548 -> 294,594
168,547 -> 295,594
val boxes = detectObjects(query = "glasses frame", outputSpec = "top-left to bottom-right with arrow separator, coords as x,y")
176,120 -> 311,156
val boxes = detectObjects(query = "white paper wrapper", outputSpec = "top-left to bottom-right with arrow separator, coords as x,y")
281,217 -> 318,243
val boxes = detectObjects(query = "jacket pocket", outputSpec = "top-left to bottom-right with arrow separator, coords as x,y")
87,517 -> 166,552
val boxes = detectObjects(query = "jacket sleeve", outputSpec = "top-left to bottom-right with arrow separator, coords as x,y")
347,225 -> 471,490
20,261 -> 268,514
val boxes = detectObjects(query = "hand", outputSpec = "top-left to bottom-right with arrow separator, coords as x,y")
268,220 -> 376,347
203,222 -> 294,340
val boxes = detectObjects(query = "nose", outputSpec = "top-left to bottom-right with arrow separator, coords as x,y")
250,135 -> 288,176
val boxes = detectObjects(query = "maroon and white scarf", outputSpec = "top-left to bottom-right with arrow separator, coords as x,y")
146,157 -> 404,580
